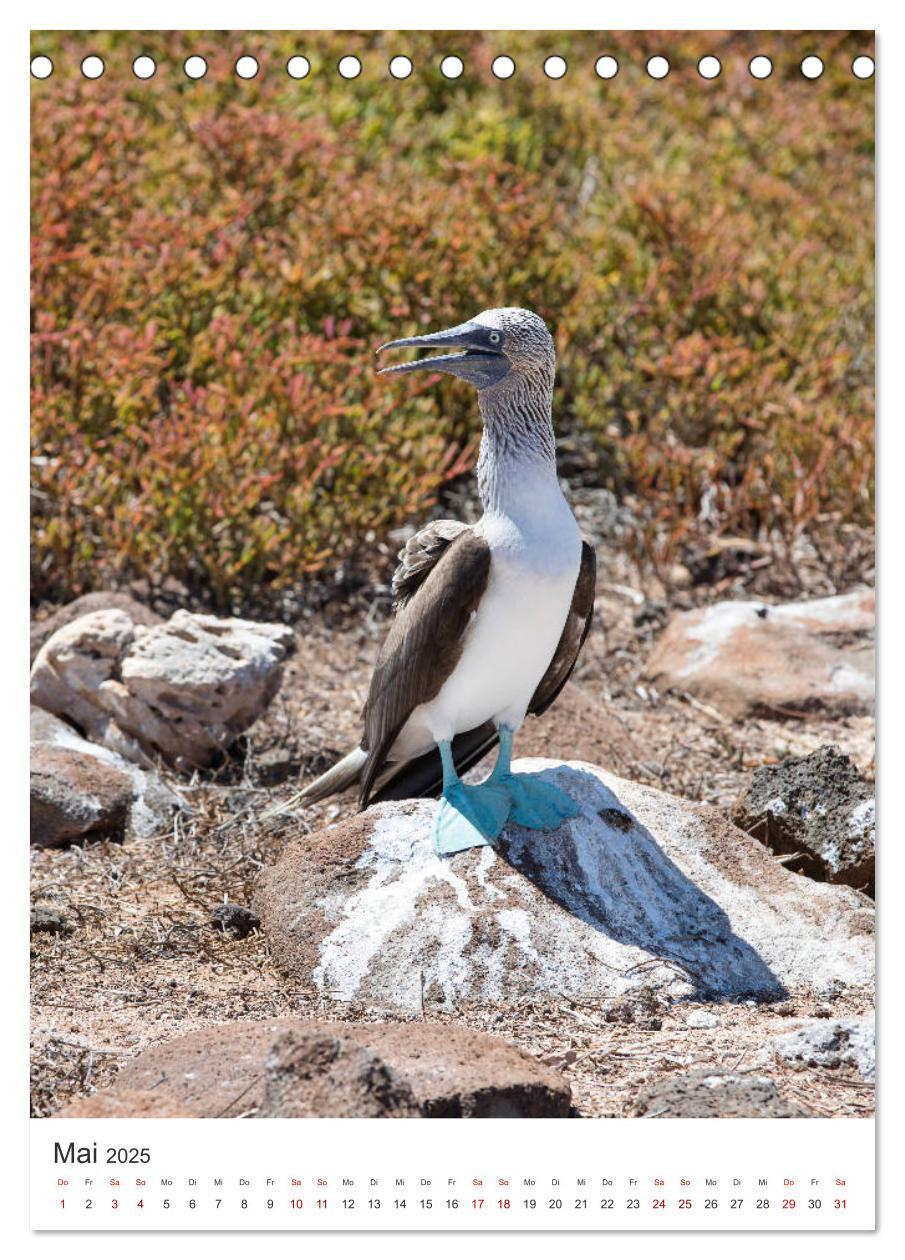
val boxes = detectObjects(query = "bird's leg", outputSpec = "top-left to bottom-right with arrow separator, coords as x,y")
490,723 -> 582,830
433,739 -> 510,857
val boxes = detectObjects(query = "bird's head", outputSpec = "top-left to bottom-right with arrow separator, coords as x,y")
376,307 -> 555,393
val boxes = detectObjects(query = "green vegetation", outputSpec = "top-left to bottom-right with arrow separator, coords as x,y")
31,30 -> 874,608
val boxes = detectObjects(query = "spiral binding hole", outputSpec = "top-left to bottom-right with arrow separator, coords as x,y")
132,55 -> 156,80
235,56 -> 259,80
338,56 -> 361,80
492,56 -> 516,80
801,55 -> 824,80
646,56 -> 669,80
698,56 -> 721,80
595,56 -> 618,80
286,56 -> 310,80
30,55 -> 53,80
80,55 -> 104,80
183,56 -> 208,81
389,56 -> 413,80
749,56 -> 773,79
852,55 -> 874,80
440,56 -> 464,80
544,56 -> 567,80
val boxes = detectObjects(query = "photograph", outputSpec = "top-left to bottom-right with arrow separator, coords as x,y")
30,29 -> 874,1141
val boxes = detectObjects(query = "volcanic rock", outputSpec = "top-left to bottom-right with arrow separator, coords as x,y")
255,760 -> 874,1011
57,1019 -> 571,1119
31,591 -> 162,664
732,746 -> 874,895
643,589 -> 874,718
30,608 -> 294,769
772,1017 -> 875,1081
631,1069 -> 811,1118
30,706 -> 181,846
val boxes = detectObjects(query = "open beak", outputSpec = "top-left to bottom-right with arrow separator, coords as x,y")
376,320 -> 509,389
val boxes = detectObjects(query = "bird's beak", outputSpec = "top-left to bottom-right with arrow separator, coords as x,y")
376,320 -> 510,389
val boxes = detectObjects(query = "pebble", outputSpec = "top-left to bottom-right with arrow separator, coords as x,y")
685,1010 -> 720,1029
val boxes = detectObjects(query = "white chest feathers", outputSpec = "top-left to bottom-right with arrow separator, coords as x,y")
395,479 -> 582,755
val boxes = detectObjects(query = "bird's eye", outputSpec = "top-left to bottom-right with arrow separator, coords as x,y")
488,331 -> 501,345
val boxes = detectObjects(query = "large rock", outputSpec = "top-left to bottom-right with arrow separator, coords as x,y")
631,1069 -> 811,1119
58,1019 -> 571,1119
30,706 -> 181,845
772,1017 -> 875,1081
30,608 -> 294,769
255,760 -> 874,1011
30,592 -> 162,664
732,746 -> 875,895
643,589 -> 874,718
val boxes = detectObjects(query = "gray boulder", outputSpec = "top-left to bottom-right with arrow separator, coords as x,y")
772,1017 -> 875,1081
732,746 -> 874,895
30,706 -> 181,846
255,760 -> 874,1011
30,608 -> 294,769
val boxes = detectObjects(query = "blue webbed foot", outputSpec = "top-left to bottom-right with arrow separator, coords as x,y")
494,771 -> 581,831
434,780 -> 511,856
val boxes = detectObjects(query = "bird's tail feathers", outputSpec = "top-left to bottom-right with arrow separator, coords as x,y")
299,747 -> 368,804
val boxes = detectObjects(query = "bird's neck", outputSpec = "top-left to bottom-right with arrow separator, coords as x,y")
476,375 -> 560,517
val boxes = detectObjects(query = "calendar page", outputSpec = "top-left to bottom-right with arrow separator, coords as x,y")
28,13 -> 877,1239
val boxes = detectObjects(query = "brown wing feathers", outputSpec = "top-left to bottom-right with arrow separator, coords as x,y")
528,541 -> 597,716
359,530 -> 491,807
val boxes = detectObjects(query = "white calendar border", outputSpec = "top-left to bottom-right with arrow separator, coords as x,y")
6,2 -> 900,1254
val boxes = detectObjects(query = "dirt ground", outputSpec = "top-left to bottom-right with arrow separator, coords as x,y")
30,514 -> 875,1119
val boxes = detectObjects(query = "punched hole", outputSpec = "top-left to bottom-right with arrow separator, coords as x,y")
544,55 -> 567,80
595,55 -> 618,79
749,55 -> 773,79
183,56 -> 208,80
31,55 -> 53,79
492,55 -> 516,80
132,55 -> 156,80
440,55 -> 464,79
801,55 -> 824,80
646,55 -> 669,80
338,56 -> 362,80
698,55 -> 721,79
286,56 -> 310,80
235,55 -> 259,80
81,55 -> 104,80
852,55 -> 874,79
389,56 -> 412,79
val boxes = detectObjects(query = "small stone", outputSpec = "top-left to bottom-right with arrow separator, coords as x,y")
254,749 -> 297,787
733,746 -> 874,895
30,906 -> 70,935
772,1018 -> 874,1081
31,745 -> 134,847
685,1010 -> 720,1029
30,706 -> 181,846
632,1069 -> 811,1118
210,903 -> 261,939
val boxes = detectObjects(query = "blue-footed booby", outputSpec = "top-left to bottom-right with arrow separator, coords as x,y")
301,307 -> 597,855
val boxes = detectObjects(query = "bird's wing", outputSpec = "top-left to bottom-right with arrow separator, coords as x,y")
360,529 -> 492,806
528,540 -> 597,716
391,519 -> 472,609
373,540 -> 597,805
